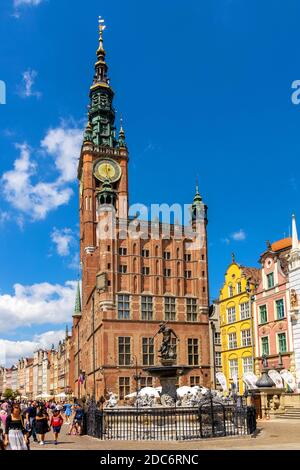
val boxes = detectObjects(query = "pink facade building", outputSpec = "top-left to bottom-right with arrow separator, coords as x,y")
254,238 -> 294,374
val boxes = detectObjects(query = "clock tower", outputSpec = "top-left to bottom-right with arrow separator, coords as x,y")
72,19 -> 211,401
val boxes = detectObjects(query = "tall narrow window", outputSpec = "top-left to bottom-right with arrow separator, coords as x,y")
188,338 -> 199,365
228,332 -> 237,349
215,352 -> 222,367
163,251 -> 171,260
186,298 -> 197,322
141,296 -> 153,320
278,333 -> 287,353
261,336 -> 269,355
241,329 -> 251,347
229,359 -> 238,379
259,305 -> 268,324
118,337 -> 131,365
276,299 -> 285,320
165,297 -> 176,321
267,273 -> 274,289
142,337 -> 154,366
227,306 -> 236,323
228,284 -> 234,297
119,377 -> 130,400
142,266 -> 150,275
118,295 -> 130,320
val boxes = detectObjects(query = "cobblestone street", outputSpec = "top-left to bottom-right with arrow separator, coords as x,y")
29,419 -> 300,451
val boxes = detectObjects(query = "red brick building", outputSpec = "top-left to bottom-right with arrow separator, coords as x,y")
72,21 -> 211,401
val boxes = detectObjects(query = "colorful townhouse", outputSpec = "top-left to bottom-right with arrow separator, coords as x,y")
219,256 -> 260,393
254,238 -> 294,375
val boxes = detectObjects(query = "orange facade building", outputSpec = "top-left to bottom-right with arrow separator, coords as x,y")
71,22 -> 211,401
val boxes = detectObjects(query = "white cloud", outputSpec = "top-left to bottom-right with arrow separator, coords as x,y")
41,127 -> 83,182
221,229 -> 247,244
51,227 -> 75,256
0,280 -> 77,333
2,143 -> 73,220
2,123 -> 83,221
14,0 -> 44,7
0,330 -> 65,367
231,229 -> 246,241
17,69 -> 41,99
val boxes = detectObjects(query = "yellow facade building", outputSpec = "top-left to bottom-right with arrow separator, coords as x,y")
219,257 -> 260,393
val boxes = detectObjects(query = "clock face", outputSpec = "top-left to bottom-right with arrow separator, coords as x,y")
93,158 -> 122,183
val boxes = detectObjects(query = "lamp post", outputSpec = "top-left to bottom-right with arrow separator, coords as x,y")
131,355 -> 142,408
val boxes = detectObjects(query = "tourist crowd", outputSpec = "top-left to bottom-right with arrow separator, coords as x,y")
0,399 -> 84,450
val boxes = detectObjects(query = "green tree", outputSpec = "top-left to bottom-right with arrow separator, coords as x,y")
3,388 -> 14,399
2,389 -> 20,400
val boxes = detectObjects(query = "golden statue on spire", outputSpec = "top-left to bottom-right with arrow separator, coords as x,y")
98,16 -> 106,52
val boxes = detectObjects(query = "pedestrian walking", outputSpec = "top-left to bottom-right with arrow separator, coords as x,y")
25,401 -> 38,442
4,403 -> 28,450
50,408 -> 64,445
35,405 -> 49,446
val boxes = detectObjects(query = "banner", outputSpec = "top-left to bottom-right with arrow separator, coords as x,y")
268,370 -> 283,388
216,372 -> 228,392
280,369 -> 297,391
242,372 -> 258,389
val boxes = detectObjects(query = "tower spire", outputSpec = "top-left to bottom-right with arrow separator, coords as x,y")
97,16 -> 106,56
292,214 -> 299,251
88,17 -> 117,148
73,281 -> 82,317
118,114 -> 127,148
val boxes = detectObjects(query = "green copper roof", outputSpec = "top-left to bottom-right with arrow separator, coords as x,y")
73,281 -> 82,316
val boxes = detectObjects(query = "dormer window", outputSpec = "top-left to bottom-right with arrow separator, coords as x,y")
267,272 -> 274,289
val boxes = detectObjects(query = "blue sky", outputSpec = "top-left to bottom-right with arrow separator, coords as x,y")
1,0 -> 300,364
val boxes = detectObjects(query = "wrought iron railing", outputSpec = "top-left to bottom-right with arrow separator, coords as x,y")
85,395 -> 256,441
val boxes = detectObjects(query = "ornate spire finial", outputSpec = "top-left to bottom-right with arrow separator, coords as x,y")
118,113 -> 127,148
266,240 -> 272,250
97,16 -> 106,54
196,176 -> 199,194
231,252 -> 235,263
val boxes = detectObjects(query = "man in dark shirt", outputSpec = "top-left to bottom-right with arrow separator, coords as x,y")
25,401 -> 38,442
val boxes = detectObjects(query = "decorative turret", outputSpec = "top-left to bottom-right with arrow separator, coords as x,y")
83,115 -> 93,143
118,116 -> 127,148
89,17 -> 117,148
191,179 -> 207,225
73,281 -> 82,318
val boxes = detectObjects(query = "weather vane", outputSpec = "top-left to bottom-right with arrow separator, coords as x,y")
98,16 -> 106,35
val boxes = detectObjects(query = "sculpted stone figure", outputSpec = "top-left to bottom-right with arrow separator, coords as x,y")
290,289 -> 298,309
154,322 -> 179,362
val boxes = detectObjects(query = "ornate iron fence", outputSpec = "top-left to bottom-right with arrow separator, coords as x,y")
85,395 -> 256,441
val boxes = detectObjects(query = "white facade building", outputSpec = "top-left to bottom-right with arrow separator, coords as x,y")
288,214 -> 300,388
